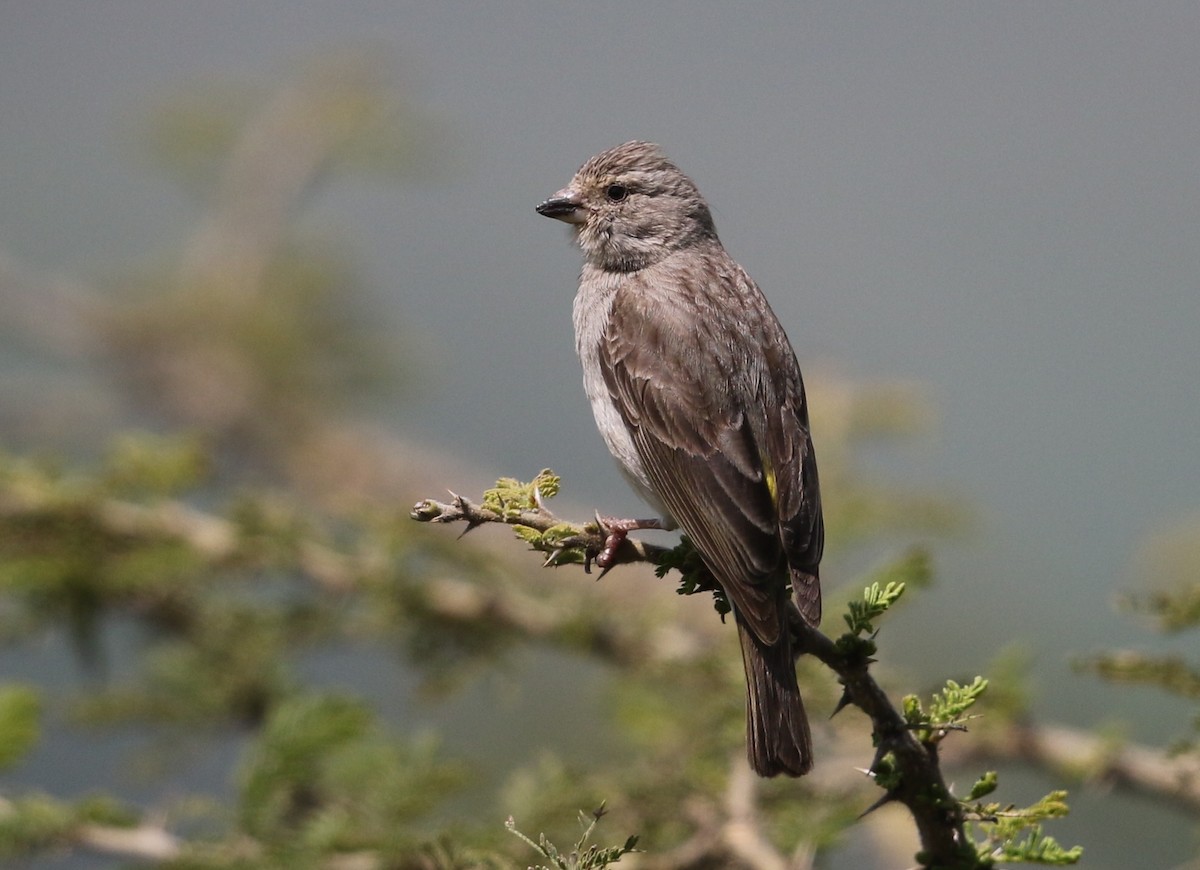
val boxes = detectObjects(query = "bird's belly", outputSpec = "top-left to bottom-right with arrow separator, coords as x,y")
574,268 -> 674,525
583,364 -> 674,525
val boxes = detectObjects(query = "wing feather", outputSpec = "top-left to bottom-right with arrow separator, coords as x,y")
599,255 -> 824,638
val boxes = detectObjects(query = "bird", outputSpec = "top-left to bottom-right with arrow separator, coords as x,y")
536,141 -> 824,777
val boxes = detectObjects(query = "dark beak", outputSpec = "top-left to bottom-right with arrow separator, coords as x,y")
536,189 -> 585,224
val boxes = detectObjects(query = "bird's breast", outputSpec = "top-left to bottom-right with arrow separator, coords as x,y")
573,268 -> 672,521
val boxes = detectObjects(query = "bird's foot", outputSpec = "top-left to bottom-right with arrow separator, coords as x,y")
590,513 -> 670,574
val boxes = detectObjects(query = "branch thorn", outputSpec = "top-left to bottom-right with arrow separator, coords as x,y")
858,789 -> 900,820
830,686 -> 855,718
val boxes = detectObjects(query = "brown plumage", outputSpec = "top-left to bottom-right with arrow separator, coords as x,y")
537,141 -> 823,776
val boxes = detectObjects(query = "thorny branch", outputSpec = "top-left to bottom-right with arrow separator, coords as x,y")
412,492 -> 977,868
411,489 -> 670,569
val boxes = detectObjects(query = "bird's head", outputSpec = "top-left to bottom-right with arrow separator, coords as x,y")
537,141 -> 717,272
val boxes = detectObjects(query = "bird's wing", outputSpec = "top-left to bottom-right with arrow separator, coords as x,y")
599,262 -> 821,641
757,306 -> 824,628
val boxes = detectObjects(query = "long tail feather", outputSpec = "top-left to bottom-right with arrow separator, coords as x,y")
736,611 -> 812,777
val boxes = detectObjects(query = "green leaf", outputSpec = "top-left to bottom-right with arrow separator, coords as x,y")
966,786 -> 1082,865
657,536 -> 730,618
967,771 -> 998,801
905,677 -> 987,744
844,579 -> 906,636
929,676 -> 989,724
482,470 -> 561,520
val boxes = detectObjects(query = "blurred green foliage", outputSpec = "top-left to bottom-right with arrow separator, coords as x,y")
1075,518 -> 1200,757
237,694 -> 466,860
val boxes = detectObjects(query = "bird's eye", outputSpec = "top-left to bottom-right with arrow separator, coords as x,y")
605,184 -> 629,203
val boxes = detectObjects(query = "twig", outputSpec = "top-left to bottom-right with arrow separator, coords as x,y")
412,492 -> 670,567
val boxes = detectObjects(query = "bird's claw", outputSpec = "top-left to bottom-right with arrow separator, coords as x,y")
589,512 -> 671,573
590,512 -> 630,573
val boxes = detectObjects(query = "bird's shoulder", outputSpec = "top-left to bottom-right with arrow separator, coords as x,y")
608,246 -> 800,401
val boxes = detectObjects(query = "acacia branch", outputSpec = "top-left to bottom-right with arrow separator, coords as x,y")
411,491 -> 670,567
794,624 -> 970,862
412,490 -> 975,868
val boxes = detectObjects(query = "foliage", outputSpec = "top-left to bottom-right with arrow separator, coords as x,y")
834,550 -> 927,664
963,790 -> 1082,866
486,470 -> 591,568
237,694 -> 468,859
903,676 -> 988,744
845,575 -> 909,636
506,804 -> 639,870
656,534 -> 730,618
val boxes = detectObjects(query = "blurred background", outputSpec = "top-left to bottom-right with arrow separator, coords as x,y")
1,3 -> 1198,868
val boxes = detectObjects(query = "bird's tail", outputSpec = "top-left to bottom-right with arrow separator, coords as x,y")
736,612 -> 812,777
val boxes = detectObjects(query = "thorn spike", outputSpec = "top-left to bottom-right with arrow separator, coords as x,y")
830,687 -> 855,718
857,790 -> 898,820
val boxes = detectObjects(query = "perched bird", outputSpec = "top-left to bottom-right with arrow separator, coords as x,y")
536,141 -> 824,777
